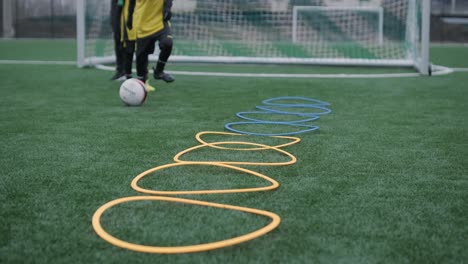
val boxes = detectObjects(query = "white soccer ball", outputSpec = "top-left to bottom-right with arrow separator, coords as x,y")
119,78 -> 147,106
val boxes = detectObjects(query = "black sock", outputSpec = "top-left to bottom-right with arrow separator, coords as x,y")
155,60 -> 166,74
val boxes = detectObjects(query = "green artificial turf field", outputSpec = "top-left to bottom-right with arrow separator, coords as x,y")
0,39 -> 467,263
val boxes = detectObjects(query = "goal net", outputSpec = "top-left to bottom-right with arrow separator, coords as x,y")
77,0 -> 430,74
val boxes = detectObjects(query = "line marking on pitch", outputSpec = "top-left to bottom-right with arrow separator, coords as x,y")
95,63 -> 455,78
0,59 -> 75,65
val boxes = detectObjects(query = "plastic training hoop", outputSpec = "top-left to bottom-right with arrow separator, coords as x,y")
195,131 -> 301,150
255,105 -> 331,116
174,141 -> 296,166
225,121 -> 320,136
92,196 -> 281,254
131,162 -> 280,195
261,96 -> 331,107
236,111 -> 320,124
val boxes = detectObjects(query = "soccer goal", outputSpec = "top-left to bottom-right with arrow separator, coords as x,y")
76,0 -> 431,75
292,6 -> 384,47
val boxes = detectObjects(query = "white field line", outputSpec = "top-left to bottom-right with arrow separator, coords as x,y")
168,70 -> 426,78
0,59 -> 463,78
95,64 -> 455,78
0,59 -> 75,65
452,67 -> 468,72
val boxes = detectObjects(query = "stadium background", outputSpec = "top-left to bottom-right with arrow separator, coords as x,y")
1,0 -> 468,42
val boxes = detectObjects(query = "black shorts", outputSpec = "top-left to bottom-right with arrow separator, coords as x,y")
136,22 -> 172,57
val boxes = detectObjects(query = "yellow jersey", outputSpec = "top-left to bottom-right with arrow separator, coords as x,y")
133,0 -> 165,39
121,0 -> 136,41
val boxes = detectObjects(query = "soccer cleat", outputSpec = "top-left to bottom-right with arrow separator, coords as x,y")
110,72 -> 126,81
145,80 -> 156,92
153,71 -> 175,83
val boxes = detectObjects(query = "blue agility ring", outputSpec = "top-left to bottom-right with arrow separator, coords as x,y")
224,96 -> 331,136
256,104 -> 332,116
262,96 -> 331,107
236,111 -> 320,124
224,121 -> 319,136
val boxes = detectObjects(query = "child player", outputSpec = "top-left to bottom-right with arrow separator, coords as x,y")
127,0 -> 175,83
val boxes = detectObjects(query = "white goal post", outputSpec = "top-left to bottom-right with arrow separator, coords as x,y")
76,0 -> 431,75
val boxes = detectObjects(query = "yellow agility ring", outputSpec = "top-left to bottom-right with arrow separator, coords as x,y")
92,196 -> 281,254
195,131 -> 301,150
93,131 -> 303,253
173,141 -> 297,166
131,161 -> 279,195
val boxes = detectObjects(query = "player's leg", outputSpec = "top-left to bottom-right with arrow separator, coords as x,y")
153,23 -> 174,83
111,41 -> 126,81
153,35 -> 174,82
111,4 -> 125,81
123,40 -> 135,80
135,36 -> 156,82
141,37 -> 156,92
